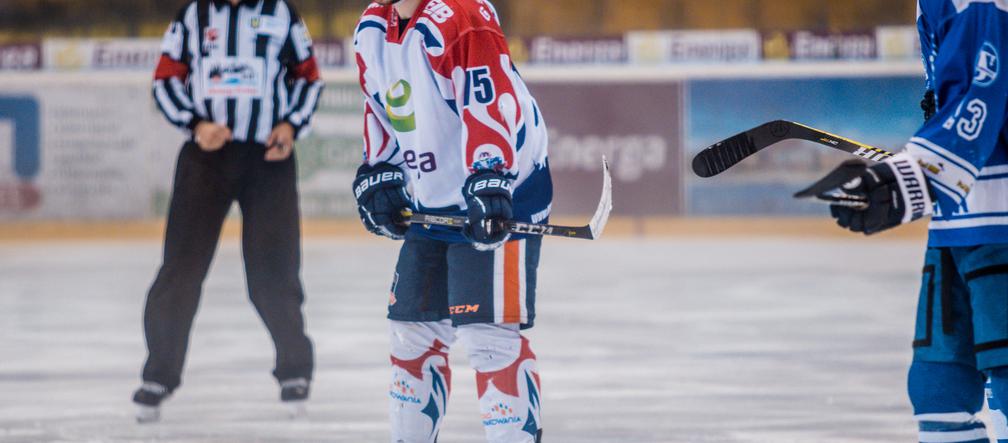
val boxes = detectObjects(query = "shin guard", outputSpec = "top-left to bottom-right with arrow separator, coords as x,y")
458,324 -> 542,443
389,320 -> 455,443
909,361 -> 988,443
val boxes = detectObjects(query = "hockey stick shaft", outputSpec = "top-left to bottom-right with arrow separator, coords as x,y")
407,213 -> 594,239
692,120 -> 896,178
406,157 -> 613,240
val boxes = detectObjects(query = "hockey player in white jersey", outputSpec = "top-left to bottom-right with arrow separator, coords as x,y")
351,0 -> 550,441
808,1 -> 1008,441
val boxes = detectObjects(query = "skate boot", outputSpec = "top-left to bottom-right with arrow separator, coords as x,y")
280,378 -> 310,418
132,382 -> 170,423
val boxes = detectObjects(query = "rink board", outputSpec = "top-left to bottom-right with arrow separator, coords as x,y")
0,62 -> 922,223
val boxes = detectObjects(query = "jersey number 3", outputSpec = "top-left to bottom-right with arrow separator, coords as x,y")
949,98 -> 988,142
465,67 -> 496,106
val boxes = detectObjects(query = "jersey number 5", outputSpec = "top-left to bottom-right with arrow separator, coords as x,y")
465,67 -> 495,106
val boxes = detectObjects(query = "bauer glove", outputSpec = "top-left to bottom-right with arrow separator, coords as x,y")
803,153 -> 933,235
462,170 -> 513,251
352,163 -> 412,240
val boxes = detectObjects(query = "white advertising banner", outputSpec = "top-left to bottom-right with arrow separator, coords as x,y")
626,29 -> 761,64
43,38 -> 162,71
0,74 -> 181,219
0,71 -> 366,221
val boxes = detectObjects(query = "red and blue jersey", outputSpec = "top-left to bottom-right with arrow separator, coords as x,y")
354,0 -> 552,242
912,0 -> 1008,246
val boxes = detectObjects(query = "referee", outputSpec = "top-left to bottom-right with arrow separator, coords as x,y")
132,0 -> 323,422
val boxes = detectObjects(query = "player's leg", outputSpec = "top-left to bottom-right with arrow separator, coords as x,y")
908,362 -> 987,443
137,142 -> 234,420
237,148 -> 314,403
389,320 -> 455,443
456,323 -> 542,443
448,237 -> 543,443
960,244 -> 1008,441
387,232 -> 453,442
908,248 -> 988,443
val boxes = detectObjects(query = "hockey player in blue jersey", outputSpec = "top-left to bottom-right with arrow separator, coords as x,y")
808,1 -> 1008,441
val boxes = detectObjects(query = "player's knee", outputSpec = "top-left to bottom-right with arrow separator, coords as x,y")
456,323 -> 525,373
389,320 -> 455,358
908,361 -> 986,416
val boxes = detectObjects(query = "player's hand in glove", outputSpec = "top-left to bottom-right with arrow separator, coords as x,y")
353,163 -> 412,240
462,170 -> 513,251
799,153 -> 933,235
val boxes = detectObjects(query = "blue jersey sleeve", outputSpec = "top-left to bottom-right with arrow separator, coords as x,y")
907,2 -> 1008,213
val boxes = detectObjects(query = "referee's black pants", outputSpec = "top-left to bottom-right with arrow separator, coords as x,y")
141,141 -> 314,392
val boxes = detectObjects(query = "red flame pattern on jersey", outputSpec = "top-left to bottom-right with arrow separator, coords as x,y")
356,0 -> 523,174
432,29 -> 522,172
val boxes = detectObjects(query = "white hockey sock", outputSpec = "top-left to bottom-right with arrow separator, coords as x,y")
457,323 -> 542,443
388,320 -> 455,443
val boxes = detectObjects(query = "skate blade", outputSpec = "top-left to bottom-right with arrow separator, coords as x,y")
286,400 -> 308,419
136,405 -> 161,423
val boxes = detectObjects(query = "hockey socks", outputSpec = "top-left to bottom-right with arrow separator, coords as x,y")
387,321 -> 542,443
909,362 -> 988,443
389,320 -> 454,443
458,324 -> 543,443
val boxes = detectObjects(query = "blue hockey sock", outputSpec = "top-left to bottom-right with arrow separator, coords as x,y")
909,361 -> 988,443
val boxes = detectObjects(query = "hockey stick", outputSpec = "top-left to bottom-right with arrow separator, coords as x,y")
405,157 -> 613,240
692,121 -> 900,209
691,120 -> 895,178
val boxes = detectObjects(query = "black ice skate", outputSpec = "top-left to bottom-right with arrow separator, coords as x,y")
132,381 -> 170,423
280,378 -> 310,418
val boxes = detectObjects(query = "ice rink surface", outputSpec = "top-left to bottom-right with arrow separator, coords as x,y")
0,236 -> 936,442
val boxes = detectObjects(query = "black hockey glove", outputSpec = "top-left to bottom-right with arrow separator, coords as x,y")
352,163 -> 411,240
800,153 -> 933,235
462,170 -> 513,251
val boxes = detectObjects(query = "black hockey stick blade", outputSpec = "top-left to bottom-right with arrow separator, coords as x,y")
692,120 -> 896,178
793,159 -> 870,210
406,157 -> 613,240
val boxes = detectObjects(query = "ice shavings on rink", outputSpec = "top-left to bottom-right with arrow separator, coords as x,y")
0,238 -> 931,442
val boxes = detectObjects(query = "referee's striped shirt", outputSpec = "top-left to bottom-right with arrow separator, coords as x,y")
153,0 -> 323,145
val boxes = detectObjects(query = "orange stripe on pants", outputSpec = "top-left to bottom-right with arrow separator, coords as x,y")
503,240 -> 521,323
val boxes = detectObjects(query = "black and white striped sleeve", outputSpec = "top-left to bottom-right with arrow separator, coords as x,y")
280,2 -> 323,139
152,4 -> 200,131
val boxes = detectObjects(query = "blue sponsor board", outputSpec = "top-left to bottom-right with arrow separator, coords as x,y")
0,95 -> 41,180
686,76 -> 924,215
0,95 -> 42,212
